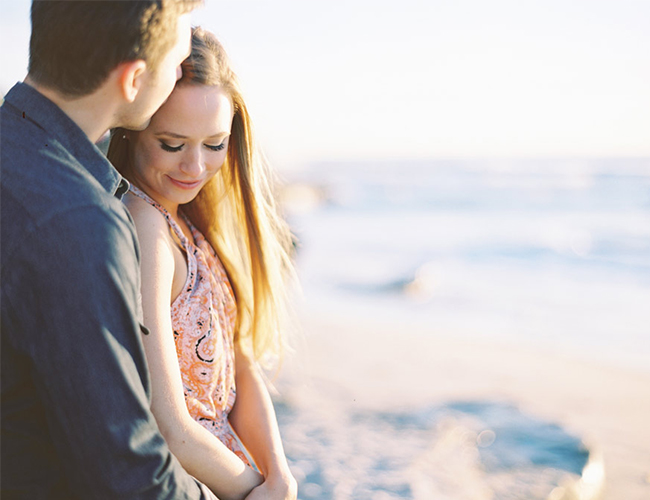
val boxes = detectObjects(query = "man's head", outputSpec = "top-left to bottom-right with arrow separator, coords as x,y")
28,0 -> 201,129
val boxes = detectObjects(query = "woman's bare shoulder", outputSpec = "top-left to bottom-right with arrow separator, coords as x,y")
122,192 -> 172,246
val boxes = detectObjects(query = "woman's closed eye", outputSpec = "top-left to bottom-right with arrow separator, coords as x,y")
159,140 -> 184,153
159,140 -> 227,153
205,142 -> 226,152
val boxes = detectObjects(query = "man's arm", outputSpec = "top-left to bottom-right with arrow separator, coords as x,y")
3,205 -> 217,499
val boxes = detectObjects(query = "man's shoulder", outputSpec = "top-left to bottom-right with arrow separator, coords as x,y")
1,105 -> 125,218
1,138 -> 136,273
1,93 -> 52,154
1,145 -> 130,228
1,86 -> 121,214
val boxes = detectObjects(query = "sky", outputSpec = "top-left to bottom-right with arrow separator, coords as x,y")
1,0 -> 649,169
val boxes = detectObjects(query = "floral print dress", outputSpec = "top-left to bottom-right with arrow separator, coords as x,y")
129,185 -> 255,469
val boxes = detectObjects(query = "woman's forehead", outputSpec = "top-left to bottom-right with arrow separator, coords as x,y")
149,84 -> 234,137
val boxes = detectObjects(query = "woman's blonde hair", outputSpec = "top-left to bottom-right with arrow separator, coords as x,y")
108,27 -> 295,364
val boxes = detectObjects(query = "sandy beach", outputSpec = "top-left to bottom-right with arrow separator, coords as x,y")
272,159 -> 650,499
275,309 -> 650,500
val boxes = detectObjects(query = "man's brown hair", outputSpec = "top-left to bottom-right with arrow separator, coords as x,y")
28,0 -> 202,98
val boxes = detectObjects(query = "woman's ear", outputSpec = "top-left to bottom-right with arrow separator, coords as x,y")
117,60 -> 148,103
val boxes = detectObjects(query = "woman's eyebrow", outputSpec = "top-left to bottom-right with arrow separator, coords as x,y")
155,131 -> 188,139
155,131 -> 230,139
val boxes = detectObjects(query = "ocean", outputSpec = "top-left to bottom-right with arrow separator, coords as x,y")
275,157 -> 650,499
283,157 -> 650,372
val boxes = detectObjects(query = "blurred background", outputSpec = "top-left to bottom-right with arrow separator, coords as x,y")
2,1 -> 649,498
2,0 -> 649,165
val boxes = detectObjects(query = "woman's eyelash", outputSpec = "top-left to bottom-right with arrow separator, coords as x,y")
158,140 -> 226,152
159,141 -> 183,152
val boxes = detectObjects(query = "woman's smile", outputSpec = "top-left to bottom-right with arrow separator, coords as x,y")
167,175 -> 203,190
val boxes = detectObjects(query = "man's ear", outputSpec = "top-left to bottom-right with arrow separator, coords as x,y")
117,60 -> 148,103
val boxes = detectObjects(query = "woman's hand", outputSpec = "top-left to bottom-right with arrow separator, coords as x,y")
230,345 -> 297,499
244,469 -> 297,500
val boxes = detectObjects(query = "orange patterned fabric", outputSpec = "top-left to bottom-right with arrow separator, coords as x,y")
129,186 -> 255,469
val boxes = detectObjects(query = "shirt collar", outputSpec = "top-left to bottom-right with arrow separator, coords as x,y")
3,82 -> 126,198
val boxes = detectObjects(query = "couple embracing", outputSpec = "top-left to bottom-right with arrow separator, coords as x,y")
1,2 -> 297,499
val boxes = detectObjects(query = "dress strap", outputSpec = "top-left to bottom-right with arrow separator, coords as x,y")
128,185 -> 190,248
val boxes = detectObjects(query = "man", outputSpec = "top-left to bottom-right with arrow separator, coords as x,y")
1,1 -> 220,498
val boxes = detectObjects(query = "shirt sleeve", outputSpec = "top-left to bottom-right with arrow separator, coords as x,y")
2,204 -> 218,500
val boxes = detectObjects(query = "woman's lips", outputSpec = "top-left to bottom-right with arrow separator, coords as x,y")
168,176 -> 202,190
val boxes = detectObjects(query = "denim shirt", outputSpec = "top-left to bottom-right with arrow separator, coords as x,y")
1,83 -> 217,499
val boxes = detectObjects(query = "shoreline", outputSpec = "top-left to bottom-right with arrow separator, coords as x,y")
277,310 -> 650,499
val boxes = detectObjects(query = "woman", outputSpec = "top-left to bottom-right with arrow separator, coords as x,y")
107,27 -> 297,500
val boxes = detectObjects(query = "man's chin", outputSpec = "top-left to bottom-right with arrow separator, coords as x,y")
121,117 -> 151,132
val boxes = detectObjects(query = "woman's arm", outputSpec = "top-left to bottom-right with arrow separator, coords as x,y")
229,345 -> 297,500
126,196 -> 263,500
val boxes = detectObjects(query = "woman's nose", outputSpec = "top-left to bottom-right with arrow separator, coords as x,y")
180,147 -> 205,177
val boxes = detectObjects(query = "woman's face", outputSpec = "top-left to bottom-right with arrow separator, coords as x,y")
129,83 -> 234,213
